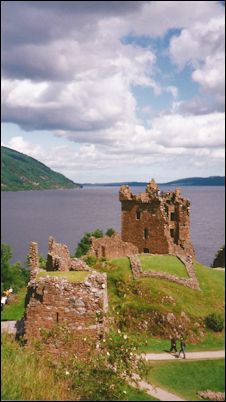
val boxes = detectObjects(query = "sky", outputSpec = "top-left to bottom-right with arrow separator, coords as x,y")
1,1 -> 225,183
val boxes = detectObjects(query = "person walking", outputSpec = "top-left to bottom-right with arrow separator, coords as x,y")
169,336 -> 177,353
178,338 -> 186,359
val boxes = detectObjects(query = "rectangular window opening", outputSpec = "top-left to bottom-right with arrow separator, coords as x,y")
136,211 -> 141,220
171,212 -> 175,221
144,228 -> 149,239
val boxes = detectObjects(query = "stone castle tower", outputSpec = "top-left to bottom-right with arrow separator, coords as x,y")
119,179 -> 195,258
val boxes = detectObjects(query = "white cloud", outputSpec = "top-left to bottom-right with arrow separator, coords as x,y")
169,15 -> 225,109
1,1 -> 225,181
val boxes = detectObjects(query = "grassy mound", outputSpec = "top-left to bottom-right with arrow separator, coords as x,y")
94,256 -> 225,348
139,255 -> 188,278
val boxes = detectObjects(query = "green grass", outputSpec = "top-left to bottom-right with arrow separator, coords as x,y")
1,288 -> 27,321
145,359 -> 225,401
94,256 -> 225,350
106,257 -> 225,318
36,271 -> 89,282
1,333 -> 74,401
125,384 -> 159,400
1,333 -> 157,401
139,255 -> 188,278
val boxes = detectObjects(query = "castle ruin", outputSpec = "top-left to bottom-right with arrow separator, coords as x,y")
24,237 -> 108,357
119,179 -> 195,258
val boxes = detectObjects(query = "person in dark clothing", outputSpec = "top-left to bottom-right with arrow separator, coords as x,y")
169,336 -> 177,353
178,338 -> 186,359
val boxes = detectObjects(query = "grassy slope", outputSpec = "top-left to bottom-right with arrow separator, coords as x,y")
146,359 -> 225,401
96,256 -> 225,351
1,146 -> 80,191
139,255 -> 188,278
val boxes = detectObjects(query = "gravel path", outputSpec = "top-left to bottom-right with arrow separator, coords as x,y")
141,350 -> 225,361
1,320 -> 24,335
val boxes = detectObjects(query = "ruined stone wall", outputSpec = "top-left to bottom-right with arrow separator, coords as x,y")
88,233 -> 138,259
119,180 -> 195,258
28,242 -> 39,279
46,236 -> 71,271
24,271 -> 108,357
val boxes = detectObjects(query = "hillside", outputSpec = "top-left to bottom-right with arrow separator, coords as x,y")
163,176 -> 225,186
1,146 -> 81,191
83,176 -> 225,187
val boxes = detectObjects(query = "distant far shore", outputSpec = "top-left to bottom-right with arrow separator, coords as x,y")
83,176 -> 225,187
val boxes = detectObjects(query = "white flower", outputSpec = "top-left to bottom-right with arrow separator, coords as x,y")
130,352 -> 133,356
83,337 -> 87,341
123,334 -> 127,339
106,351 -> 110,356
123,390 -> 127,394
117,329 -> 121,333
65,371 -> 70,376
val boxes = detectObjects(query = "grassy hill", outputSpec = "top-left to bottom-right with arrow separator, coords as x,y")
93,256 -> 225,350
1,255 -> 224,400
1,146 -> 81,191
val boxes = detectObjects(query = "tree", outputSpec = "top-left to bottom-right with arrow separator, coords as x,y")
1,243 -> 29,294
211,245 -> 225,268
75,229 -> 104,257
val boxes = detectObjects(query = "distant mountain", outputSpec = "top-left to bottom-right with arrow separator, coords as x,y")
162,176 -> 225,186
83,181 -> 148,187
1,146 -> 82,191
83,176 -> 225,187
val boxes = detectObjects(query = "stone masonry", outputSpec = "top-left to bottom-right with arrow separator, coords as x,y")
29,242 -> 39,280
88,233 -> 138,259
46,236 -> 71,271
46,236 -> 91,271
119,179 -> 195,258
24,271 -> 108,356
25,238 -> 106,356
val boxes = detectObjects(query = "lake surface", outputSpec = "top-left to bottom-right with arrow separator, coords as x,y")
1,186 -> 225,267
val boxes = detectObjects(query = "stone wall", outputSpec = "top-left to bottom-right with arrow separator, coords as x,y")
128,254 -> 200,290
28,242 -> 39,279
46,236 -> 71,271
24,271 -> 108,357
119,179 -> 195,258
88,233 -> 138,259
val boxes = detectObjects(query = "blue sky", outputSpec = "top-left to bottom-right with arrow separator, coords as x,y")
1,1 -> 225,183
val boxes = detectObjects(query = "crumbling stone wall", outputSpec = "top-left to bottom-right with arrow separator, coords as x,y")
46,236 -> 71,271
119,179 -> 195,258
88,233 -> 138,259
46,237 -> 91,271
128,254 -> 200,290
24,271 -> 108,357
28,242 -> 39,279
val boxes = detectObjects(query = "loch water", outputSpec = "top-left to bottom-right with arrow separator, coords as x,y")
1,186 -> 225,266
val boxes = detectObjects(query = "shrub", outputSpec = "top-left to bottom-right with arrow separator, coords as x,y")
211,245 -> 225,268
84,255 -> 97,267
75,229 -> 103,257
205,313 -> 224,332
1,243 -> 29,294
105,228 -> 116,237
